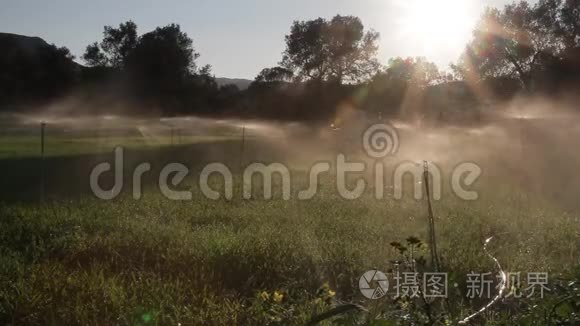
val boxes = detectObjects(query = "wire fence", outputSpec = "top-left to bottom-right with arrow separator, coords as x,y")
0,117 -> 260,201
0,118 -> 250,159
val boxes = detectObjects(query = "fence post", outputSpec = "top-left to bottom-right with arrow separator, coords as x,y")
40,122 -> 46,201
240,126 -> 246,170
423,161 -> 440,271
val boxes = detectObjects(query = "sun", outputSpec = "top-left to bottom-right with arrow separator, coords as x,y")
394,0 -> 478,57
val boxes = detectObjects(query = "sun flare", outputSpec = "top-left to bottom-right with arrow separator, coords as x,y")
394,0 -> 478,56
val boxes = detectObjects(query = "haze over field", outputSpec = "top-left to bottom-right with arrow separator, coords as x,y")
1,0 -> 580,324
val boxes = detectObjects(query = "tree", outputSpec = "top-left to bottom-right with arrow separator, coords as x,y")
254,67 -> 294,83
366,57 -> 441,117
82,21 -> 138,68
385,57 -> 442,88
558,0 -> 580,48
126,24 -> 199,83
125,24 -> 212,113
538,0 -> 580,49
82,42 -> 108,67
281,15 -> 380,84
457,2 -> 560,90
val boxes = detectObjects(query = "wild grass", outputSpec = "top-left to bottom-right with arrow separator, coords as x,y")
1,119 -> 579,324
1,178 -> 578,325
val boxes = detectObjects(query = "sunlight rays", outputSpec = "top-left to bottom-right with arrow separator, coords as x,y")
389,0 -> 479,59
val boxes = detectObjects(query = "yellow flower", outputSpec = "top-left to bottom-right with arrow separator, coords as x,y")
328,290 -> 336,298
260,291 -> 270,301
273,291 -> 284,303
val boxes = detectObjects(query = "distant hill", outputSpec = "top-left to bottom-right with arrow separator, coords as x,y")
0,33 -> 79,108
215,77 -> 252,90
0,32 -> 51,55
0,32 -> 80,68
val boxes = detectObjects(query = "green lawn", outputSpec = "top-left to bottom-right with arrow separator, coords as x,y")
0,135 -> 243,159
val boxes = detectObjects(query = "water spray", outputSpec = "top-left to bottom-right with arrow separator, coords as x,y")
458,237 -> 507,324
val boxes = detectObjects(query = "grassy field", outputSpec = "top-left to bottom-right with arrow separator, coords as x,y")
1,120 -> 580,325
0,132 -> 244,160
0,114 -> 252,159
1,177 -> 579,325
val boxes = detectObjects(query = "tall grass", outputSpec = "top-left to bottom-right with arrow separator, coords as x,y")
1,178 -> 578,324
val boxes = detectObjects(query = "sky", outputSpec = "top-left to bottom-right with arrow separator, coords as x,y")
0,0 -> 536,79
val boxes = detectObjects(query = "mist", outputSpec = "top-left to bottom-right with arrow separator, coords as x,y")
2,92 -> 579,212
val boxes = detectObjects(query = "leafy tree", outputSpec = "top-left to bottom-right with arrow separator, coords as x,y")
385,57 -> 442,88
558,0 -> 580,48
102,21 -> 138,67
366,57 -> 441,117
456,2 -> 560,90
124,24 -> 214,113
126,24 -> 199,84
82,42 -> 108,67
254,67 -> 294,83
82,21 -> 138,67
537,0 -> 580,49
281,15 -> 380,84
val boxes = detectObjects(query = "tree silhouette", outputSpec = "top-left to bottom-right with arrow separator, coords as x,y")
281,15 -> 380,84
456,2 -> 560,90
385,57 -> 442,88
365,57 -> 442,118
123,24 -> 214,113
82,21 -> 138,68
127,23 -> 198,78
82,42 -> 108,67
2,3 -> 578,119
254,67 -> 294,83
